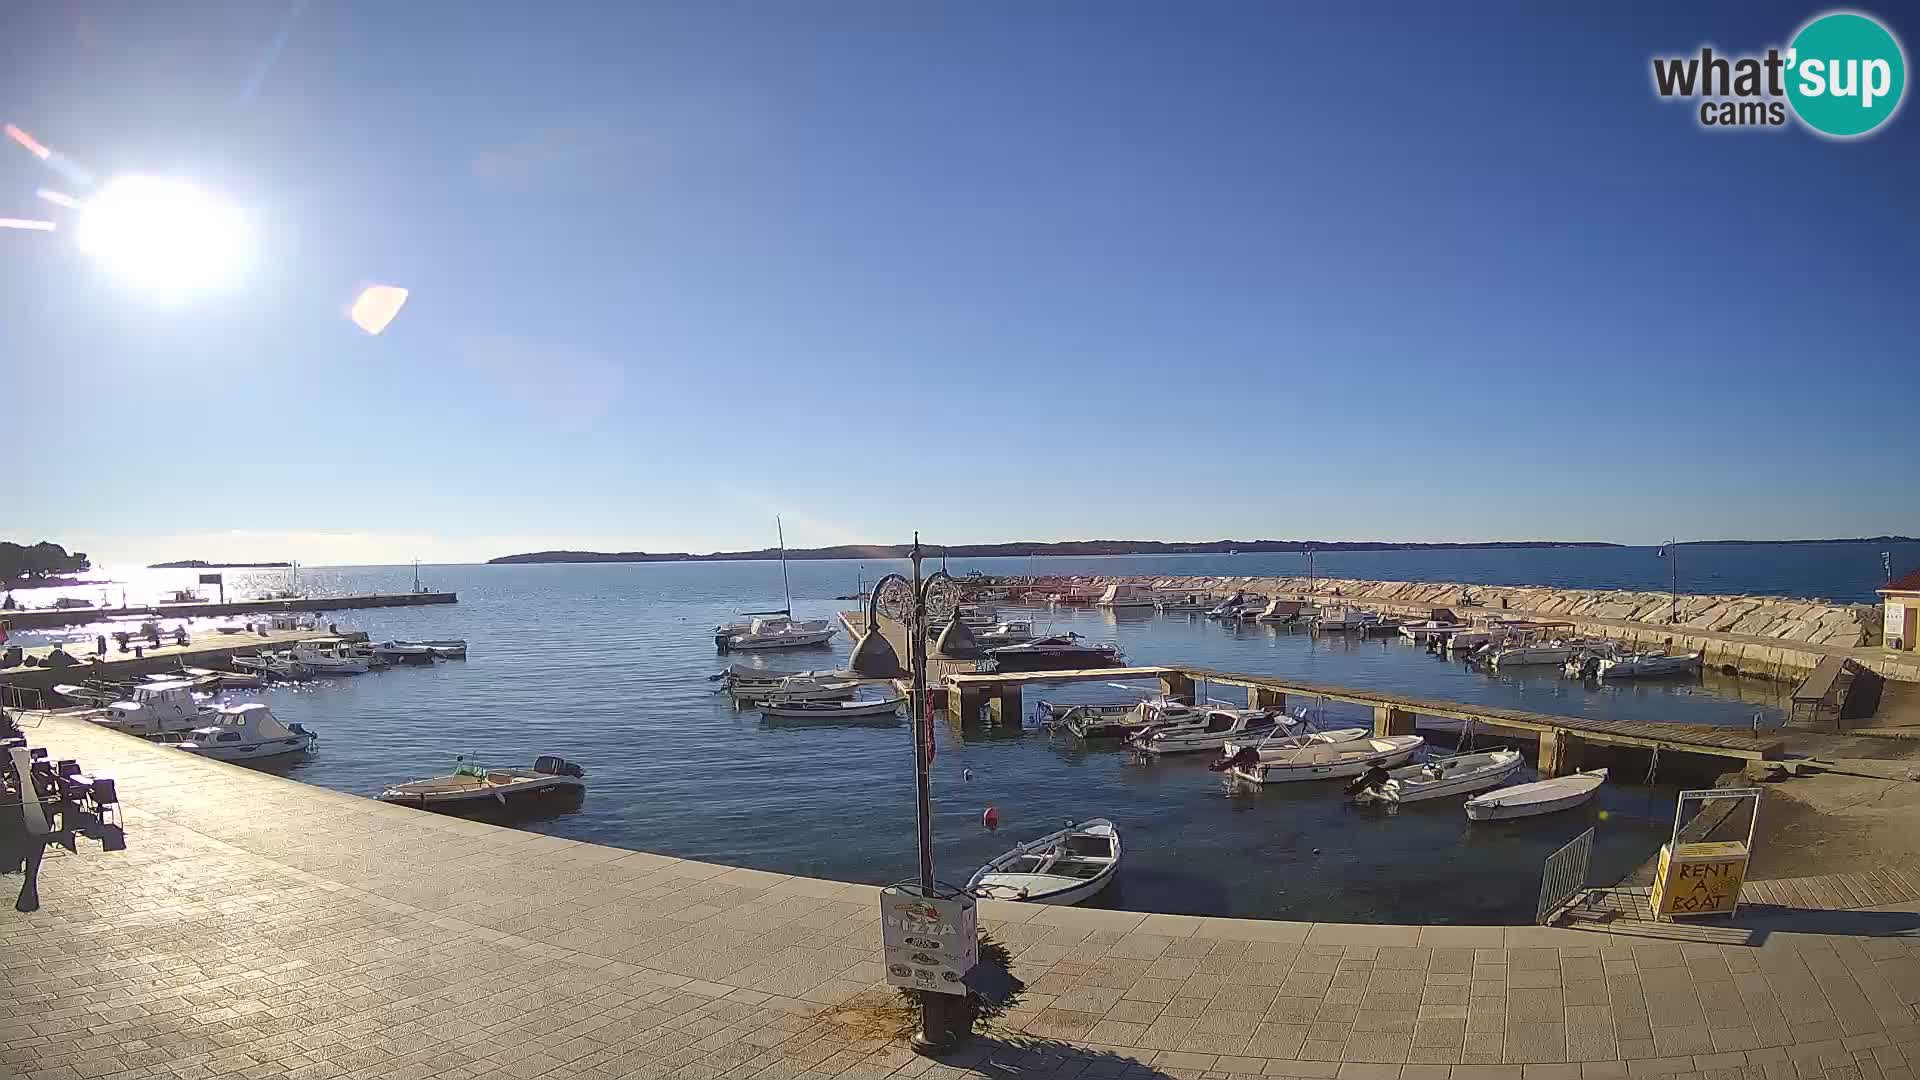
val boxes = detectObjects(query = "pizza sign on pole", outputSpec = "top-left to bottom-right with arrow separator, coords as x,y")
879,884 -> 977,996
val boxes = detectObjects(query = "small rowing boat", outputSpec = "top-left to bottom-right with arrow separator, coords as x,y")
967,819 -> 1120,905
380,755 -> 586,811
761,695 -> 905,719
1465,768 -> 1608,821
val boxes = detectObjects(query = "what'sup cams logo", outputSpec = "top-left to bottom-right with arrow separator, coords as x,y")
1652,10 -> 1906,137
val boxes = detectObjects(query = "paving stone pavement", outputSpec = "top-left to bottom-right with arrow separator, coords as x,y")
7,716 -> 1920,1080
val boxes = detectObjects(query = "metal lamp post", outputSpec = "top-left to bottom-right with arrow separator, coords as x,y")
846,535 -> 968,1054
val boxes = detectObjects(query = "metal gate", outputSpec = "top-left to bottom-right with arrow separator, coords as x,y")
1536,827 -> 1595,924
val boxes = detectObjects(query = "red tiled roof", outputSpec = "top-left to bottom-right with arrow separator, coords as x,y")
1885,569 -> 1920,593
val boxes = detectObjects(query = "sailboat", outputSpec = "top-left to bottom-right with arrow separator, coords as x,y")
714,517 -> 837,652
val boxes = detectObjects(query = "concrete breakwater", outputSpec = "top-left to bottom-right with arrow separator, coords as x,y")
979,573 -> 1905,682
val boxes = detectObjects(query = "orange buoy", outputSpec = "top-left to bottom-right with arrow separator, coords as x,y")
982,806 -> 999,831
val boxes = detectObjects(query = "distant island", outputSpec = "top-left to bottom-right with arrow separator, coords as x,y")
490,539 -> 1624,565
147,560 -> 294,569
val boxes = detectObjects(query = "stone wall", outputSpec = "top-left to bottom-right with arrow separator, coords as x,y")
982,574 -> 1881,649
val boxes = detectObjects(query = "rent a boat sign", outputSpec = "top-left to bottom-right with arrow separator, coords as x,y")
880,886 -> 977,996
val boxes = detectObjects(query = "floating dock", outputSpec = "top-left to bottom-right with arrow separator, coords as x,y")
842,609 -> 1782,777
0,590 -> 456,631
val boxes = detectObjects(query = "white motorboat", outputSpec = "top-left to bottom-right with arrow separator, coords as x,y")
373,641 -> 438,665
1094,584 -> 1155,608
1050,699 -> 1201,740
972,620 -> 1036,647
721,663 -> 853,689
1465,768 -> 1608,821
97,680 -> 214,736
1349,748 -> 1525,805
761,695 -> 905,720
1253,597 -> 1306,623
234,653 -> 312,679
953,604 -> 1000,626
392,638 -> 468,659
722,615 -> 838,651
1228,735 -> 1425,784
379,755 -> 586,811
1313,607 -> 1371,632
1207,593 -> 1250,618
174,704 -> 317,760
1400,620 -> 1469,643
285,638 -> 370,675
1155,594 -> 1209,613
967,819 -> 1120,905
1213,727 -> 1372,769
1128,707 -> 1287,756
1595,651 -> 1702,679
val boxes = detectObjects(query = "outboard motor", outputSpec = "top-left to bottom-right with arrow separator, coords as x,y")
533,755 -> 585,778
1211,745 -> 1261,773
1345,762 -> 1392,797
714,631 -> 732,653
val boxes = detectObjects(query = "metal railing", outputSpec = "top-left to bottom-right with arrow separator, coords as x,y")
1536,826 -> 1595,924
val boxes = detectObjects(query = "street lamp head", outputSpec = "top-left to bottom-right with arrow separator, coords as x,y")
933,613 -> 981,660
849,629 -> 908,679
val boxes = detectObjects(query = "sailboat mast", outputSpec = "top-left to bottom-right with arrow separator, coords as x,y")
777,516 -> 793,615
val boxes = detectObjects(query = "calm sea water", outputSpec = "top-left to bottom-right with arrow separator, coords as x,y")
9,543 -> 1896,923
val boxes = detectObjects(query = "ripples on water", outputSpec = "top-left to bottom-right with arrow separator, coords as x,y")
10,554 -> 1828,923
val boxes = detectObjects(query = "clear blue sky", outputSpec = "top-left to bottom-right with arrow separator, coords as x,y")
3,1 -> 1915,565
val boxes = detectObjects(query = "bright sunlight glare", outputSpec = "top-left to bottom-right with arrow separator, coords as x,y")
74,174 -> 249,297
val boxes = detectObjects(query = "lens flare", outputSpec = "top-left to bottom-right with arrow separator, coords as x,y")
350,284 -> 409,335
36,188 -> 81,209
75,174 -> 248,296
5,124 -> 50,160
0,218 -> 56,231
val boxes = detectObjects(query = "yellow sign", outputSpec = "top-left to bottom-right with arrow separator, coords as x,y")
1650,841 -> 1749,917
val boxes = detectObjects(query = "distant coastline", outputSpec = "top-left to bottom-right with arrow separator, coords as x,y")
489,539 -> 1625,565
146,560 -> 294,569
1671,536 -> 1917,547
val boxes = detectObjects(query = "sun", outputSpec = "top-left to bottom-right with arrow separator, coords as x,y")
74,174 -> 249,297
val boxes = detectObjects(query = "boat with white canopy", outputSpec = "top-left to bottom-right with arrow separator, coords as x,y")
97,680 -> 213,736
1348,748 -> 1524,805
967,819 -> 1121,905
1212,726 -> 1372,770
1047,699 -> 1200,740
1227,734 -> 1424,784
1127,707 -> 1286,756
1465,768 -> 1608,821
173,704 -> 317,761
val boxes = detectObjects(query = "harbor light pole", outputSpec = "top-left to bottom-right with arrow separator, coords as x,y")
847,535 -> 967,1054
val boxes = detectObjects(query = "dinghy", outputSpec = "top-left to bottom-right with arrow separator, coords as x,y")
394,638 -> 468,658
967,819 -> 1120,905
1348,747 -> 1524,805
1465,768 -> 1608,821
761,695 -> 905,720
734,676 -> 861,705
1227,735 -> 1424,784
380,756 -> 586,811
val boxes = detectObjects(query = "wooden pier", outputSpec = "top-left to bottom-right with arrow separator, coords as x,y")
0,590 -> 456,632
839,608 -> 1783,774
0,628 -> 329,699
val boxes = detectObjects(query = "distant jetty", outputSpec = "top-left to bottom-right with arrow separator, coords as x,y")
489,539 -> 1623,565
146,560 -> 293,569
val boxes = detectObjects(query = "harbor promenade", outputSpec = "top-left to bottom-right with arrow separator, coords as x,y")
8,717 -> 1920,1080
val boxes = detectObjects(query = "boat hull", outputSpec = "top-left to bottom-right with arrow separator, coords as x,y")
1230,744 -> 1420,784
1465,769 -> 1607,821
